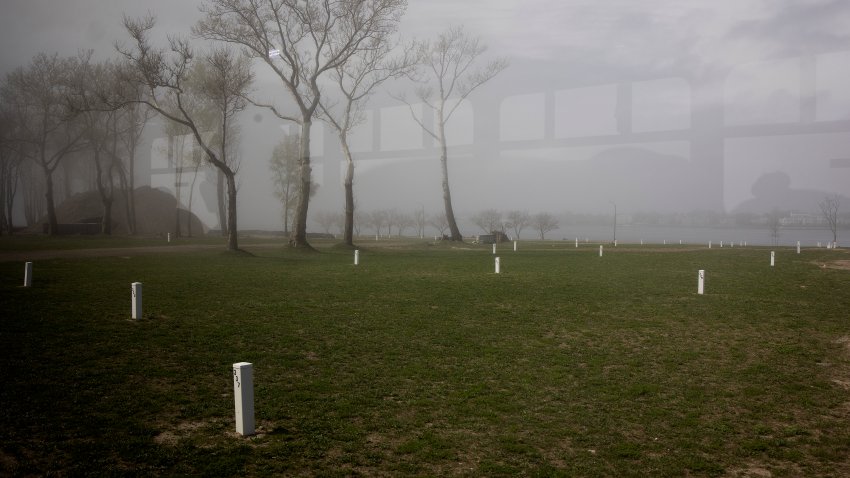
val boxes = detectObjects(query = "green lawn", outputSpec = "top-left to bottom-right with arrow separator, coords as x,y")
1,238 -> 849,476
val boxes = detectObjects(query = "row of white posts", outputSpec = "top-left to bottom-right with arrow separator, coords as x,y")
10,241 -> 826,438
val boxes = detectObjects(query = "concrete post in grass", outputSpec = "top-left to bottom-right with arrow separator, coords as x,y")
614,240 -> 618,247
698,270 -> 705,295
575,238 -> 578,248
167,232 -> 171,243
495,257 -> 501,274
514,240 -> 517,252
797,241 -> 801,254
24,262 -> 32,287
720,241 -> 723,248
709,241 -> 712,249
131,282 -> 142,319
232,362 -> 255,436
492,243 -> 496,255
771,251 -> 775,267
354,250 -> 359,265
599,245 -> 603,257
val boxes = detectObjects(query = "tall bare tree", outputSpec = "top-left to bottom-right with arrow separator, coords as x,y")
5,53 -> 87,234
397,26 -> 507,241
819,194 -> 841,244
318,33 -> 412,246
118,16 -> 252,251
195,0 -> 407,249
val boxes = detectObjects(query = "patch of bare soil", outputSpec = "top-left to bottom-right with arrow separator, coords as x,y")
820,259 -> 850,271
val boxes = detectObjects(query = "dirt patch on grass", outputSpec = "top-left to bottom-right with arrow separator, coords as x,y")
821,260 -> 850,270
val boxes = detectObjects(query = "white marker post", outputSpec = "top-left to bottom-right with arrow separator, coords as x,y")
614,240 -> 618,247
513,240 -> 517,252
640,239 -> 644,245
720,241 -> 723,248
599,245 -> 603,257
354,250 -> 359,265
797,241 -> 801,254
575,238 -> 578,248
663,240 -> 667,245
698,270 -> 705,295
167,232 -> 171,243
770,251 -> 775,267
232,362 -> 255,436
492,243 -> 497,255
495,257 -> 501,274
24,262 -> 33,287
131,282 -> 142,319
709,241 -> 712,249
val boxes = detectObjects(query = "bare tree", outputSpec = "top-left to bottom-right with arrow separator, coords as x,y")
70,56 -> 125,235
506,210 -> 530,240
5,53 -> 87,234
270,134 -> 317,235
195,0 -> 406,249
470,208 -> 502,234
413,206 -> 426,238
317,25 -> 412,246
0,93 -> 24,234
429,212 -> 449,238
118,16 -> 252,251
397,26 -> 507,241
532,212 -> 559,240
767,209 -> 782,246
819,194 -> 841,244
314,210 -> 338,235
387,209 -> 413,237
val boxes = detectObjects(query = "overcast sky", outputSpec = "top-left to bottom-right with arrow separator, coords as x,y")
2,0 -> 850,231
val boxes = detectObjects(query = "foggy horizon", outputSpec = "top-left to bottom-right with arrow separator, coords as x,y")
2,0 -> 850,237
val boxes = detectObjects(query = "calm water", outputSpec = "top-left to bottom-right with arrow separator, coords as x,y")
542,224 -> 843,248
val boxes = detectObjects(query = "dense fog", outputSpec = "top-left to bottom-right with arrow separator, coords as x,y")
2,0 -> 849,243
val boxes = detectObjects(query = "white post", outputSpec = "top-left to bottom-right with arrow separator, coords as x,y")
232,362 -> 255,436
131,282 -> 142,319
354,250 -> 359,265
663,240 -> 667,245
614,239 -> 618,247
679,240 -> 682,245
818,242 -> 822,248
375,234 -> 379,241
709,241 -> 712,249
599,245 -> 603,257
720,241 -> 723,248
24,262 -> 33,287
513,240 -> 517,252
797,241 -> 801,254
730,241 -> 734,248
575,238 -> 578,248
640,239 -> 643,245
492,243 -> 497,255
167,232 -> 171,243
770,251 -> 775,267
495,257 -> 501,274
698,270 -> 705,295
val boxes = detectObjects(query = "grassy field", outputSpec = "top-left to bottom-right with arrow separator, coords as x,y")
1,237 -> 849,477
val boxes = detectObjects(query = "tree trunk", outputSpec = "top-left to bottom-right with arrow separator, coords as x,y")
224,171 -> 238,251
437,119 -> 462,241
341,135 -> 355,246
43,163 -> 58,236
291,119 -> 313,248
217,169 -> 227,236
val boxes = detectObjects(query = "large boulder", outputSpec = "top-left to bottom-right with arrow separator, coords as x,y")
37,186 -> 207,236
